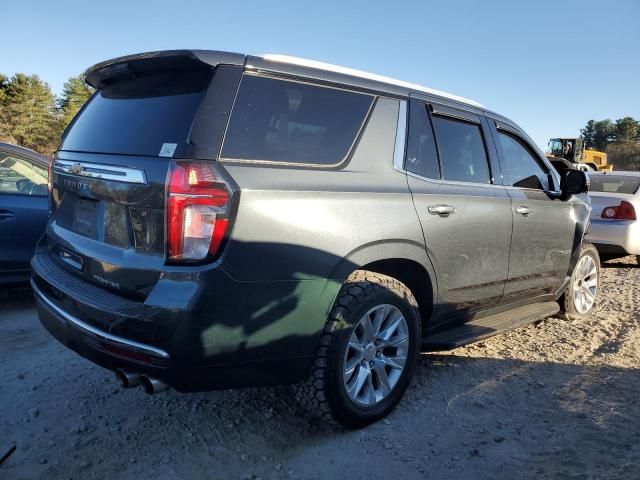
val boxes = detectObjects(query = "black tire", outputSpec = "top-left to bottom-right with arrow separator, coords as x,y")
295,270 -> 421,429
559,242 -> 600,320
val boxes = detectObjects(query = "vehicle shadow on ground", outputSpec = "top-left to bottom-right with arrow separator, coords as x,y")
3,336 -> 639,479
600,255 -> 639,269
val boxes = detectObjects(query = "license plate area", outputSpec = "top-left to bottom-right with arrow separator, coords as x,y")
55,193 -> 130,248
72,197 -> 99,238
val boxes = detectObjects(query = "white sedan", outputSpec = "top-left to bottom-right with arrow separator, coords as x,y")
586,171 -> 640,263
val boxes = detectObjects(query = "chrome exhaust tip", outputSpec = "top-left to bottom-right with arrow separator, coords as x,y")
115,369 -> 140,388
139,375 -> 169,395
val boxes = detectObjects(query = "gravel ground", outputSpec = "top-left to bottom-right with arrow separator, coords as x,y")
1,256 -> 639,480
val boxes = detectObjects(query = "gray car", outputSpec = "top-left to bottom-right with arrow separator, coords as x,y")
32,50 -> 596,427
586,171 -> 640,262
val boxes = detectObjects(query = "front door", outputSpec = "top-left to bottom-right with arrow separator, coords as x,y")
491,124 -> 574,301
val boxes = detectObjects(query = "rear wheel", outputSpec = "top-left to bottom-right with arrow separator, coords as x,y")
560,242 -> 600,319
296,271 -> 421,429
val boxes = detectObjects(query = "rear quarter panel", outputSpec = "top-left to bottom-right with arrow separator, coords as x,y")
212,97 -> 432,356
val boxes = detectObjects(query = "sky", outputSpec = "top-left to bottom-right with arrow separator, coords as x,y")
2,0 -> 639,150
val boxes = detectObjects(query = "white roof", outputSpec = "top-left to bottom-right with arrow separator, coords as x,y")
258,54 -> 484,108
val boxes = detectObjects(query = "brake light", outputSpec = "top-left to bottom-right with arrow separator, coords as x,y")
166,161 -> 232,263
601,200 -> 637,220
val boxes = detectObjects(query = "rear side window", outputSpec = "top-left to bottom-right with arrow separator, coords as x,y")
405,100 -> 440,179
60,70 -> 211,157
590,175 -> 640,194
431,116 -> 491,184
498,132 -> 550,190
221,75 -> 373,165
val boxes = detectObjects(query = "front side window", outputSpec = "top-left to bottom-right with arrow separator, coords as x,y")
405,100 -> 440,179
221,75 -> 373,165
498,132 -> 550,190
0,153 -> 48,196
431,116 -> 491,184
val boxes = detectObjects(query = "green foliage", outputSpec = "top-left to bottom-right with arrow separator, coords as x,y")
581,117 -> 640,170
0,73 -> 61,154
58,75 -> 94,126
581,119 -> 614,151
0,72 -> 94,156
612,117 -> 640,145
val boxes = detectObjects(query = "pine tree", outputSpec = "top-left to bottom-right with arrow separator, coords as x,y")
58,75 -> 94,127
2,73 -> 61,154
613,117 -> 640,145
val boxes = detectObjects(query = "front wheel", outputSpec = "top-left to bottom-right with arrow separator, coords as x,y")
560,242 -> 600,319
296,271 -> 421,429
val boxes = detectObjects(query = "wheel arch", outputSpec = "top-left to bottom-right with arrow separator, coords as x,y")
329,240 -> 438,328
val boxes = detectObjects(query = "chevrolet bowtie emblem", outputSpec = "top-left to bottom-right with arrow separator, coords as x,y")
68,163 -> 84,175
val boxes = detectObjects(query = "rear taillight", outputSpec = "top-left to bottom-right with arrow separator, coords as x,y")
601,200 -> 637,220
166,161 -> 232,263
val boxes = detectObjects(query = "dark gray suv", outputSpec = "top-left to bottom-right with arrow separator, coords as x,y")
32,50 -> 598,427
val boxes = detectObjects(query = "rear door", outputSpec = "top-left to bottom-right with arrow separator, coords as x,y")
45,60 -> 242,298
490,121 -> 574,301
404,99 -> 512,326
0,146 -> 49,277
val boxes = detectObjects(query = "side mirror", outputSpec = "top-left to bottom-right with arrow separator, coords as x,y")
561,169 -> 589,198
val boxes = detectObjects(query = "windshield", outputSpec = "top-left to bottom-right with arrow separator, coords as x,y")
590,175 -> 640,194
60,70 -> 210,157
550,139 -> 564,156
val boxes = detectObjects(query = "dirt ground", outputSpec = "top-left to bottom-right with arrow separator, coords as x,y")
1,256 -> 639,480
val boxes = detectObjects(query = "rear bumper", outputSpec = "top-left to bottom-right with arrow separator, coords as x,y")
586,219 -> 640,256
31,249 -> 335,392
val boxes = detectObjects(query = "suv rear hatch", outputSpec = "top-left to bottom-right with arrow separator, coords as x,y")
45,51 -> 243,299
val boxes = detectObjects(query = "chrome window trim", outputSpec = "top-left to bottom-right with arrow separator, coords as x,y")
32,280 -> 169,359
54,159 -> 147,184
405,170 -> 505,190
393,100 -> 408,172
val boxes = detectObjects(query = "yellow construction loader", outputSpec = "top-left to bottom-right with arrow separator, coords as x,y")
547,137 -> 613,172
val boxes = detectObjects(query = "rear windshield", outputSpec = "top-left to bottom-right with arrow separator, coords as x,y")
590,175 -> 640,194
60,70 -> 210,157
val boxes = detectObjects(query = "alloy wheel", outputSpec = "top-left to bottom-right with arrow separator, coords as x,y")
342,304 -> 409,407
572,254 -> 598,314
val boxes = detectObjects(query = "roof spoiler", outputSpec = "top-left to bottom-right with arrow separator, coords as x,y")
84,50 -> 246,89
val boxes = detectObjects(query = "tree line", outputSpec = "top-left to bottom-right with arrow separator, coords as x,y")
580,117 -> 640,170
0,73 -> 93,156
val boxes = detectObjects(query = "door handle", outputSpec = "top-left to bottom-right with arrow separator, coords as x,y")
428,204 -> 456,216
515,206 -> 534,217
0,210 -> 15,220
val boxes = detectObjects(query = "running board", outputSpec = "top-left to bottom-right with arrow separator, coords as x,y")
422,301 -> 560,351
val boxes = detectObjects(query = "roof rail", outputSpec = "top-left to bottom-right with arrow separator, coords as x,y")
259,54 -> 483,108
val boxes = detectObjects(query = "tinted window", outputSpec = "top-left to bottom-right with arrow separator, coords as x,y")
405,100 -> 440,179
0,153 -> 48,196
590,175 -> 640,194
61,70 -> 210,157
498,132 -> 550,190
221,76 -> 373,165
431,116 -> 490,183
